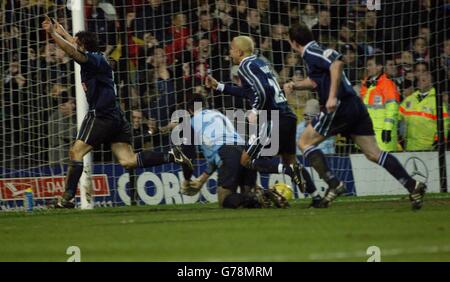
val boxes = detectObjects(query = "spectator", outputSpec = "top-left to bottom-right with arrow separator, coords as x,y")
301,4 -> 318,30
347,0 -> 368,19
414,62 -> 429,80
256,0 -> 271,26
286,3 -> 301,26
130,109 -> 153,152
135,0 -> 170,42
338,21 -> 357,48
354,11 -> 381,56
86,0 -> 118,56
340,44 -> 361,85
229,0 -> 248,28
214,0 -> 234,30
48,91 -> 77,164
296,99 -> 336,155
39,42 -> 59,82
384,57 -> 403,94
233,8 -> 270,49
265,0 -> 287,25
311,9 -> 336,41
271,24 -> 291,73
402,71 -> 417,99
399,72 -> 449,151
3,61 -> 26,91
194,12 -> 219,44
411,37 -> 430,63
165,13 -> 190,66
418,25 -> 432,46
2,59 -> 27,163
215,2 -> 234,60
437,39 -> 450,94
277,52 -> 300,84
398,51 -> 414,71
318,0 -> 346,27
195,0 -> 212,20
404,0 -> 447,61
192,38 -> 213,84
136,31 -> 159,82
144,48 -> 178,151
396,51 -> 415,98
213,0 -> 232,18
360,55 -> 401,152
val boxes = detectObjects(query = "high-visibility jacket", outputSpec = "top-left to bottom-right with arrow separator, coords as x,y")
360,73 -> 400,151
399,87 -> 449,151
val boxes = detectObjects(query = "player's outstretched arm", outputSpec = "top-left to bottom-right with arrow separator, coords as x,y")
42,15 -> 87,64
205,75 -> 248,98
327,60 -> 344,113
284,78 -> 316,92
54,20 -> 76,44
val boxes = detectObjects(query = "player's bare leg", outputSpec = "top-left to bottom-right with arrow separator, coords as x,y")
299,124 -> 345,208
111,143 -> 138,169
56,140 -> 93,208
111,143 -> 193,170
352,135 -> 427,210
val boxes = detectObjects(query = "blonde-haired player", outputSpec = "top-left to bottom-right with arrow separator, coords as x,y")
206,36 -> 321,207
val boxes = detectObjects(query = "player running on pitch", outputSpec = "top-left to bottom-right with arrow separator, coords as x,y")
42,16 -> 192,208
286,23 -> 426,209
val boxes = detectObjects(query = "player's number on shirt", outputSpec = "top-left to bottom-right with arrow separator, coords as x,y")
268,77 -> 287,104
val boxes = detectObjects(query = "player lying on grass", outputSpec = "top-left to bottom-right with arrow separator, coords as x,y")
179,95 -> 289,208
42,16 -> 193,208
286,23 -> 426,210
205,36 -> 322,207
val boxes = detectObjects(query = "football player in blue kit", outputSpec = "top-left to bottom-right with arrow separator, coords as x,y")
206,36 -> 321,207
42,16 -> 192,208
286,23 -> 426,209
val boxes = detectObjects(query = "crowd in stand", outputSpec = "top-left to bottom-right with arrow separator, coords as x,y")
1,0 -> 449,168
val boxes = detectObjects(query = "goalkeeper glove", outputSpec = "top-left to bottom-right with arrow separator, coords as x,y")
180,179 -> 201,196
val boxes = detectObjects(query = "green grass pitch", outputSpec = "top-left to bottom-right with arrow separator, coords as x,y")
1,194 -> 450,262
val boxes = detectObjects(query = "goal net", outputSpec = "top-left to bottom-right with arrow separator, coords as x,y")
1,0 -> 448,210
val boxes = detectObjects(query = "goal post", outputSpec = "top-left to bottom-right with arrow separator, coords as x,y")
71,0 -> 94,209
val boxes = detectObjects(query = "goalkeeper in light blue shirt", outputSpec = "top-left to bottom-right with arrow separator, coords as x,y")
190,106 -> 245,171
180,96 -> 289,208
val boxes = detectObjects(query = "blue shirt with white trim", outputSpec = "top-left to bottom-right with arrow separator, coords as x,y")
80,52 -> 122,119
302,41 -> 357,106
221,55 -> 296,119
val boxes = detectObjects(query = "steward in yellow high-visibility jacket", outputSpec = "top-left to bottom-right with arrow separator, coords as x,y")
361,68 -> 400,152
399,73 -> 449,151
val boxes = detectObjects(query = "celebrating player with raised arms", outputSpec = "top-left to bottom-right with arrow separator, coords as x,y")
42,16 -> 192,208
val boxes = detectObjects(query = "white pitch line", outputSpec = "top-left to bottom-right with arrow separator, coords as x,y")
308,245 -> 450,261
186,245 -> 450,262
